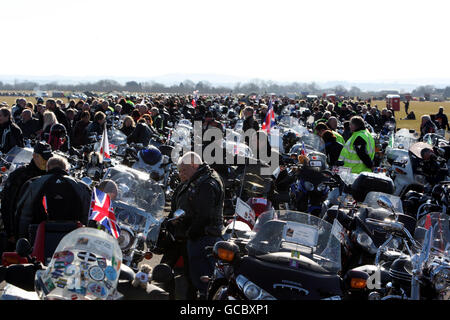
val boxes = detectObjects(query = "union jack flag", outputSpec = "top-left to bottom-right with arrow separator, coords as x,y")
88,188 -> 120,239
261,99 -> 276,134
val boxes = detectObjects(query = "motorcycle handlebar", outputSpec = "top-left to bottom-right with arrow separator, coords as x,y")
1,263 -> 42,292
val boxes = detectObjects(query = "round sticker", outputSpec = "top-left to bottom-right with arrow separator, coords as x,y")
104,266 -> 117,281
54,251 -> 74,265
65,265 -> 77,276
87,282 -> 107,299
88,266 -> 105,281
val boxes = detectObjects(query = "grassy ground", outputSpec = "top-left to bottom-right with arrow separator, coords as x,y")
372,100 -> 450,133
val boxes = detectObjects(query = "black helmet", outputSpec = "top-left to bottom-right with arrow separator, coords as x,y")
282,131 -> 300,153
49,123 -> 67,138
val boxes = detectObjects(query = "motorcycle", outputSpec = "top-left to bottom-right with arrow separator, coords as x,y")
101,165 -> 165,272
207,210 -> 344,300
0,227 -> 168,300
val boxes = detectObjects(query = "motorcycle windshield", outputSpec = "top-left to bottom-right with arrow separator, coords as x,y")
34,228 -> 122,300
3,146 -> 34,173
102,165 -> 165,221
246,210 -> 341,273
289,137 -> 325,155
417,212 -> 450,257
223,140 -> 254,159
391,129 -> 419,150
363,192 -> 404,214
279,116 -> 300,128
108,129 -> 127,146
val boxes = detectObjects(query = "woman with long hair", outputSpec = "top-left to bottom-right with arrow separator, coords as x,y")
120,116 -> 135,136
40,110 -> 58,141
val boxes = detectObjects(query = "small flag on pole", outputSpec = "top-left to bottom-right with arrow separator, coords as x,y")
88,188 -> 120,239
98,124 -> 110,160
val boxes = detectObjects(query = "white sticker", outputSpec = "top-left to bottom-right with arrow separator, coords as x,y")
331,219 -> 345,245
310,160 -> 322,167
235,198 -> 255,225
282,222 -> 319,247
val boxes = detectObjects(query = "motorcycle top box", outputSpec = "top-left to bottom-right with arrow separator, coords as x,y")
351,172 -> 394,202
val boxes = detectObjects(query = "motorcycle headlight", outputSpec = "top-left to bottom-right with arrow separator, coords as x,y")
433,267 -> 450,292
118,228 -> 134,251
243,283 -> 261,300
304,181 -> 314,192
236,274 -> 276,300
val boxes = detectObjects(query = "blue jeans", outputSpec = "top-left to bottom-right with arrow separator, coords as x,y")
187,236 -> 220,296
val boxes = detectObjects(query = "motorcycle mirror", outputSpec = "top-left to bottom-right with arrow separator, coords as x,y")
377,195 -> 394,211
15,238 -> 32,258
81,176 -> 93,186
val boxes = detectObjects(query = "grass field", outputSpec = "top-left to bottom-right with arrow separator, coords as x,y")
372,100 -> 450,135
1,94 -> 449,134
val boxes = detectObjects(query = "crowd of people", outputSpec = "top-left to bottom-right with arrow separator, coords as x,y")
0,92 -> 448,299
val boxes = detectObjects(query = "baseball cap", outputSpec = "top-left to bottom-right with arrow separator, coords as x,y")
34,142 -> 53,160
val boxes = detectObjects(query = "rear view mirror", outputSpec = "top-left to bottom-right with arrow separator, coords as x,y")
15,238 -> 32,258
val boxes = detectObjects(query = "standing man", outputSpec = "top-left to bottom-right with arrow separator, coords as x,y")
404,99 -> 410,116
172,152 -> 224,299
338,116 -> 375,174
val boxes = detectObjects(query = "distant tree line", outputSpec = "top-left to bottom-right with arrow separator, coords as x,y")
0,79 -> 449,98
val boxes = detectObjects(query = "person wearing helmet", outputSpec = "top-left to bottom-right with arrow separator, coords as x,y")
47,123 -> 69,152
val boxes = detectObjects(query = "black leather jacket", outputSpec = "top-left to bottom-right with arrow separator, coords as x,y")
0,121 -> 24,154
171,164 -> 224,241
0,160 -> 47,237
14,168 -> 92,239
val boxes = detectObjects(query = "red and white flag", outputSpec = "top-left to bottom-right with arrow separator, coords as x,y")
98,124 -> 110,160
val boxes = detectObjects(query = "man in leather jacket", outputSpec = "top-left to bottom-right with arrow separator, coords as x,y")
0,142 -> 53,250
14,155 -> 92,239
170,152 -> 224,298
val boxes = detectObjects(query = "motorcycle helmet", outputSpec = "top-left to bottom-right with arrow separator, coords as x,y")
282,131 -> 300,154
48,123 -> 67,151
138,146 -> 162,166
49,123 -> 67,138
34,228 -> 122,300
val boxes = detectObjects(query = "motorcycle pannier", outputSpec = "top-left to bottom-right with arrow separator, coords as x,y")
351,172 -> 394,202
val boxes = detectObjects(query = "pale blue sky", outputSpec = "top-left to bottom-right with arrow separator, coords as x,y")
1,0 -> 449,83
